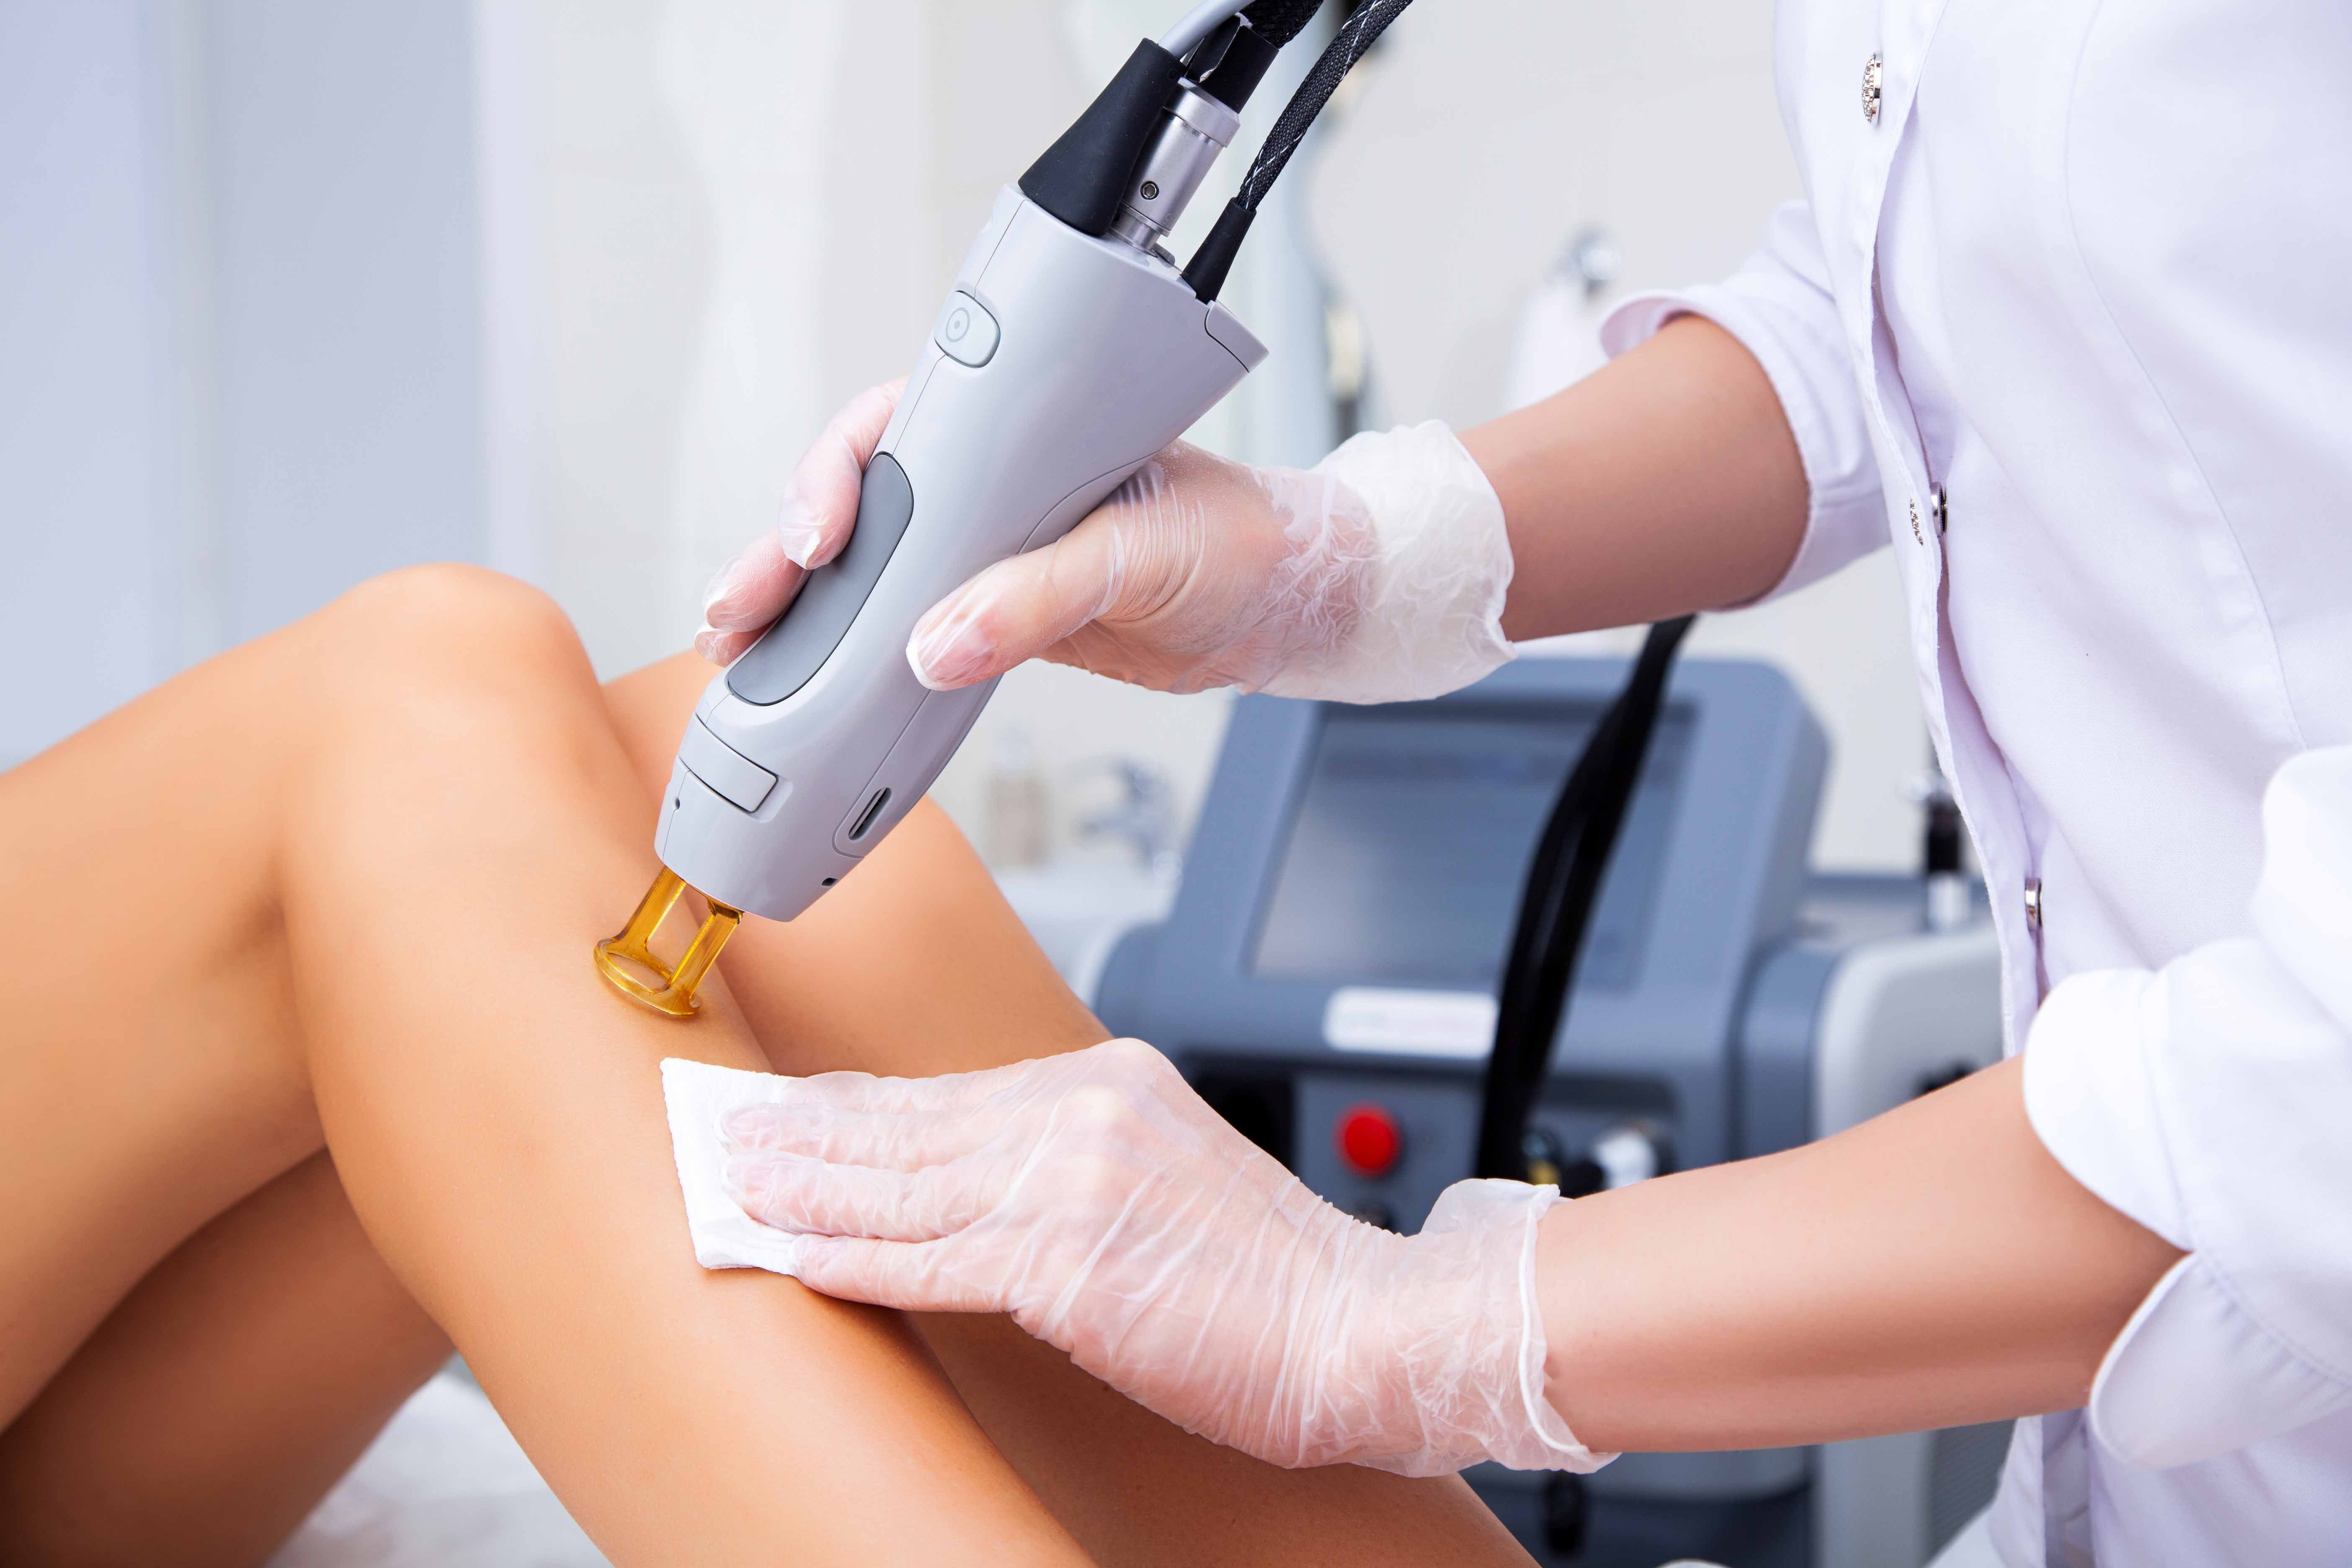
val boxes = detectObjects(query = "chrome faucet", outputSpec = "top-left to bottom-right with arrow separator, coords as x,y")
1078,758 -> 1179,878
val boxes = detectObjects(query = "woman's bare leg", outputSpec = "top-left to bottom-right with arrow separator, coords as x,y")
0,1154 -> 450,1562
0,566 -> 1086,1565
605,655 -> 1534,1568
2,573 -> 1524,1567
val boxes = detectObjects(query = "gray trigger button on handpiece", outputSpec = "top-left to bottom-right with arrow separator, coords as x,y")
933,291 -> 1000,367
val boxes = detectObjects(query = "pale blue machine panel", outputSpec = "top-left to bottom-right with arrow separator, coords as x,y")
1094,656 -> 2004,1568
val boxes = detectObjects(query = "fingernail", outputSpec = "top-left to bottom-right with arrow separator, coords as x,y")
907,601 -> 993,690
701,553 -> 760,625
721,1154 -> 765,1204
722,1106 -> 776,1146
694,624 -> 726,663
776,495 -> 825,570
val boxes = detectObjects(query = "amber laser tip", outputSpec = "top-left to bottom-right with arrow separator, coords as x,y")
595,866 -> 742,1017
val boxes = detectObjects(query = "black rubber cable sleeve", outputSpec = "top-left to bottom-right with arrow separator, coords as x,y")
1234,0 -> 1414,213
1182,0 -> 1413,297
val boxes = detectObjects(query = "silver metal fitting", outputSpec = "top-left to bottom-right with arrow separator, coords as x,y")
1108,84 -> 1242,252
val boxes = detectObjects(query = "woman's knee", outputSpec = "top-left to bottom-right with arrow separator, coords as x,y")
286,565 -> 640,839
320,565 -> 589,694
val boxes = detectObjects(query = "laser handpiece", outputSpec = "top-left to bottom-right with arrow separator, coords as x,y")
597,1 -> 1411,1014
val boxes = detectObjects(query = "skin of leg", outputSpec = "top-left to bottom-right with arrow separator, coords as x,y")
21,645 -> 1523,1568
0,625 -> 317,1433
0,1153 -> 451,1565
603,654 -> 1537,1568
0,566 -> 1088,1567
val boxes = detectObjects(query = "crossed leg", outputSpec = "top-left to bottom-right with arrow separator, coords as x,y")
0,567 -> 1528,1566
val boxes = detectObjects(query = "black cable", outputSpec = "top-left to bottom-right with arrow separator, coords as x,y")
1238,0 -> 1406,210
1184,0 -> 1415,298
1238,0 -> 1328,49
1474,617 -> 1697,1182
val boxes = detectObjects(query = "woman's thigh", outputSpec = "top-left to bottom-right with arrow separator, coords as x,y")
0,1153 -> 450,1565
0,600 -> 333,1425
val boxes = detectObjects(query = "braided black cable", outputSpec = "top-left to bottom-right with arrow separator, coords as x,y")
1237,0 -> 1327,49
1235,0 -> 1411,211
1181,0 -> 1412,297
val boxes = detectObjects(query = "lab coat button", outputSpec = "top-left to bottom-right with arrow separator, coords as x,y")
1862,53 -> 1883,123
1932,484 -> 1948,535
2024,877 -> 2044,932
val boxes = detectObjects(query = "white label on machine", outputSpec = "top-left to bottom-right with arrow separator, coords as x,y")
1323,988 -> 1497,1059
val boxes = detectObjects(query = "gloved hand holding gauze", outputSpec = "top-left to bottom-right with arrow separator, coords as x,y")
697,374 -> 1516,707
660,1059 -> 810,1276
695,1039 -> 1608,1478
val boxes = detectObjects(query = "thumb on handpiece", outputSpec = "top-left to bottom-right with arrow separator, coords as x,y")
696,378 -> 906,666
905,518 -> 1130,690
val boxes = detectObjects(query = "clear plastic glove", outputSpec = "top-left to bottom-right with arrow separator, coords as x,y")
698,378 -> 1516,704
721,1038 -> 1607,1478
696,378 -> 904,665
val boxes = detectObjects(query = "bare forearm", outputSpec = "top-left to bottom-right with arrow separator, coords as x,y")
1537,1057 -> 2181,1452
1459,315 -> 1808,640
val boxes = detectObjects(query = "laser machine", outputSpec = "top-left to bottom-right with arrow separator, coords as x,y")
1091,656 -> 2008,1568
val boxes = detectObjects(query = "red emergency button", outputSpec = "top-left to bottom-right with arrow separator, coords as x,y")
1336,1103 -> 1402,1178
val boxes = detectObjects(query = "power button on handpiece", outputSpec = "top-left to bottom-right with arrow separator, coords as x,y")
933,291 -> 1000,367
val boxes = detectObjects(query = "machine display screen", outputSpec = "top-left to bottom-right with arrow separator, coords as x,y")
1249,700 -> 1689,990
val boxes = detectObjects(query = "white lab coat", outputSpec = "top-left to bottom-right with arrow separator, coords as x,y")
1600,1 -> 2352,1562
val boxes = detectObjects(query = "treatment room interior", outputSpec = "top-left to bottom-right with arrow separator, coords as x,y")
3,2 -> 1981,1565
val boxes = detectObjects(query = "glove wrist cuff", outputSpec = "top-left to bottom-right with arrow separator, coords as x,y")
1257,422 -> 1516,704
1351,1179 -> 1612,1478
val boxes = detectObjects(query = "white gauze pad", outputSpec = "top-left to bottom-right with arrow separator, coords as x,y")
660,1057 -> 807,1277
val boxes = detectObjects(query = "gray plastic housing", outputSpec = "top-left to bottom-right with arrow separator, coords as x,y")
1092,658 -> 1828,1181
655,187 -> 1266,919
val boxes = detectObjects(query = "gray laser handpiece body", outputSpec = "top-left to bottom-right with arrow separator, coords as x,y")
654,184 -> 1267,921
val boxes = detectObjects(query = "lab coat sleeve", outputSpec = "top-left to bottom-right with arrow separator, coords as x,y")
1598,200 -> 1886,603
2024,746 -> 2352,1469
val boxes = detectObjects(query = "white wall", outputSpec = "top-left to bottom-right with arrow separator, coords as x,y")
208,0 -> 487,641
0,0 -> 487,763
2,0 -> 196,764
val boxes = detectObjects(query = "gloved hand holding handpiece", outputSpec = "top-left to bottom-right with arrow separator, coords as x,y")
722,1038 -> 1608,1477
699,380 -> 1519,708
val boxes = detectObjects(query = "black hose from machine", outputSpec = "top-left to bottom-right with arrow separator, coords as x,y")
1473,616 -> 1697,1183
1184,0 -> 1416,299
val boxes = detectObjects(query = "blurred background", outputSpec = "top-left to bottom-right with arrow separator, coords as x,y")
1,0 -> 1921,879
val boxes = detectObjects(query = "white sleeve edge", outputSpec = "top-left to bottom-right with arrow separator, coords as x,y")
1599,285 -> 1885,606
